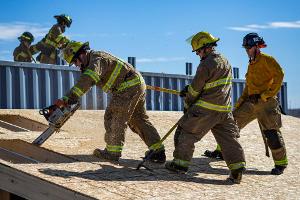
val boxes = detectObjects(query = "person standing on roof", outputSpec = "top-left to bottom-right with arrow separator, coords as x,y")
53,41 -> 166,163
165,31 -> 246,184
13,32 -> 35,62
203,33 -> 288,175
31,14 -> 71,64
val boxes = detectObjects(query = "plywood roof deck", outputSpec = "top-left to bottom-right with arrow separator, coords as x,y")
0,109 -> 299,200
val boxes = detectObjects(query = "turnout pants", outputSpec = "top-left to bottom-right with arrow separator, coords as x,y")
233,97 -> 288,166
174,106 -> 245,170
104,83 -> 162,155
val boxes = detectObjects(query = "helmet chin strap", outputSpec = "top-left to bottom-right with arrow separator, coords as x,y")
78,51 -> 89,72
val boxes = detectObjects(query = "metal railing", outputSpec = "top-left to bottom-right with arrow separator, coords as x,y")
0,60 -> 288,113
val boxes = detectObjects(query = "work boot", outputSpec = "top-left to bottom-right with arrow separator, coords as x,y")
227,167 -> 245,184
145,149 -> 166,163
93,148 -> 121,161
165,161 -> 188,174
203,149 -> 223,160
271,165 -> 286,175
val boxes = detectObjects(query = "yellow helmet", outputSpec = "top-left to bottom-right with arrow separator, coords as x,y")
188,31 -> 220,52
63,41 -> 89,64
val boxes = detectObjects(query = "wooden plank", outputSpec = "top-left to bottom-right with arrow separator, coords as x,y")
0,147 -> 39,164
0,120 -> 29,132
0,115 -> 47,131
0,139 -> 75,163
0,189 -> 10,200
0,163 -> 97,200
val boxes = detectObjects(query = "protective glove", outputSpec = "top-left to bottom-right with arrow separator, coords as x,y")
248,94 -> 261,104
54,99 -> 68,108
180,85 -> 189,97
260,93 -> 270,102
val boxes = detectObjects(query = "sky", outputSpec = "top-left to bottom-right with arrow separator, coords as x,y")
0,0 -> 299,108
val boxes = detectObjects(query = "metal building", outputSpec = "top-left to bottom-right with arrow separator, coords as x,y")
0,60 -> 288,113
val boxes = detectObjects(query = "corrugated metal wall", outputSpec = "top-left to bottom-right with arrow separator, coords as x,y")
0,60 -> 288,112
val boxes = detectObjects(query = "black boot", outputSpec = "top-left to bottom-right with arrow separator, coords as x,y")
165,161 -> 188,174
271,165 -> 286,175
93,148 -> 121,161
145,149 -> 166,163
227,167 -> 245,184
203,149 -> 223,160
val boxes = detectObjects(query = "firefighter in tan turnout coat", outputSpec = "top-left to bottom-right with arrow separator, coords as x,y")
54,41 -> 166,163
13,32 -> 35,62
204,33 -> 288,175
165,32 -> 246,184
31,14 -> 71,64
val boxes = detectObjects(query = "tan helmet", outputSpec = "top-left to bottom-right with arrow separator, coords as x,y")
63,41 -> 89,64
188,31 -> 219,52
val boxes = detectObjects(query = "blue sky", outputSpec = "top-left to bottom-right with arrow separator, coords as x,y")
0,0 -> 299,108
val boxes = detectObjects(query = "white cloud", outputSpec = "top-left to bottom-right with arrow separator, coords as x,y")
228,20 -> 300,32
137,57 -> 185,63
0,22 -> 49,41
269,21 -> 300,28
228,27 -> 259,32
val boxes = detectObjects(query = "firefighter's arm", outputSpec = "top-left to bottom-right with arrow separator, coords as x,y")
14,51 -> 28,61
30,42 -> 43,55
261,58 -> 284,102
45,25 -> 69,49
184,64 -> 209,107
63,56 -> 101,104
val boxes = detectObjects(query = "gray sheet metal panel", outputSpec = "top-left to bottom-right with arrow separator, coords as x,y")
0,61 -> 288,113
5,67 -> 12,109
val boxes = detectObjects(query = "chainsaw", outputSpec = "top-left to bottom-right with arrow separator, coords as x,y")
32,103 -> 80,146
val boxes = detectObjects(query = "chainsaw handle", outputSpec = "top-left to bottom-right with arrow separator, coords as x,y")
39,105 -> 58,120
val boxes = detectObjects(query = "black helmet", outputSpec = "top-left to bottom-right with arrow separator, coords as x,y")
18,32 -> 34,43
242,33 -> 266,48
54,14 -> 72,27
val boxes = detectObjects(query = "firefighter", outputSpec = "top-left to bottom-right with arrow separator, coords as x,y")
54,41 -> 166,163
165,32 -> 246,184
203,33 -> 288,175
31,14 -> 71,64
13,32 -> 34,62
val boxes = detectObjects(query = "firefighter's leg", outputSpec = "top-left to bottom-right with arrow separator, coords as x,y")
233,100 -> 257,130
129,92 -> 161,147
211,113 -> 246,184
94,102 -> 122,161
165,126 -> 203,173
128,90 -> 165,163
203,100 -> 255,159
95,90 -> 141,161
166,107 -> 216,173
258,97 -> 287,175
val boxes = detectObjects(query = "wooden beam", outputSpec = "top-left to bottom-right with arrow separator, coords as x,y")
0,115 -> 48,131
0,163 -> 96,200
0,139 -> 74,163
0,120 -> 29,132
0,189 -> 10,200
